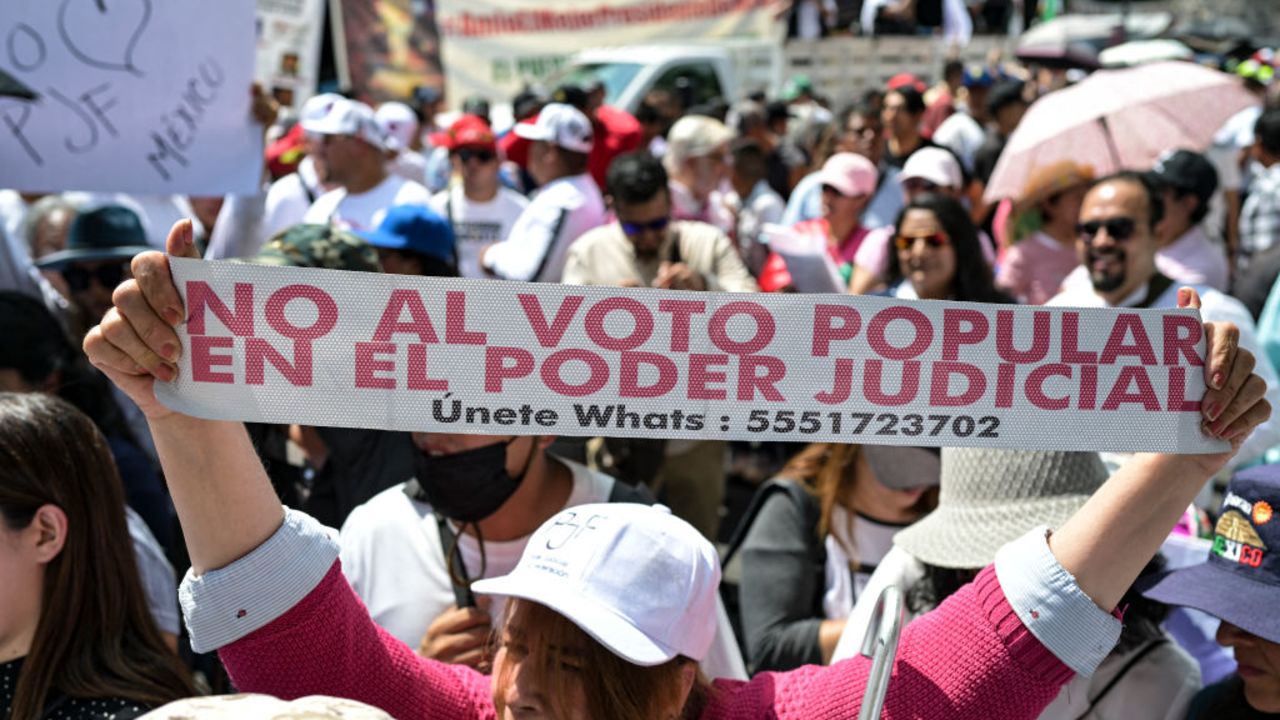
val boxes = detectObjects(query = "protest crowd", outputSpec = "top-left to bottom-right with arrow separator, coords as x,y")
7,4 -> 1280,719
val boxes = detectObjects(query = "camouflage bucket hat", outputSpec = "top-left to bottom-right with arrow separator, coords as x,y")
253,224 -> 382,273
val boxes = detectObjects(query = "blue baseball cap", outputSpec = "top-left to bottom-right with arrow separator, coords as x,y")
360,205 -> 455,265
1142,466 -> 1280,643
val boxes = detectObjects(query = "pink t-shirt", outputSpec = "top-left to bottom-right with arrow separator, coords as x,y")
996,232 -> 1081,305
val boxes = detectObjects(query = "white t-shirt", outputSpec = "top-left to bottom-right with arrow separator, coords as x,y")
262,157 -> 326,242
303,174 -> 432,233
821,506 -> 906,620
481,173 -> 606,282
429,185 -> 529,279
340,457 -> 748,680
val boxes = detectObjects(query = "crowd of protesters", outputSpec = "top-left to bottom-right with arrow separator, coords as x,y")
3,36 -> 1280,720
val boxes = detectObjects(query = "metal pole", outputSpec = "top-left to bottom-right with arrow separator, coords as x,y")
857,585 -> 906,720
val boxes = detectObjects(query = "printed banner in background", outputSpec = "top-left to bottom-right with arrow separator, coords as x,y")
0,0 -> 262,195
255,0 -> 326,112
156,259 -> 1227,453
334,0 -> 444,106
434,0 -> 779,109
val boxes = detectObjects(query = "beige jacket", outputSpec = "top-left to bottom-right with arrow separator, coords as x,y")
562,220 -> 759,292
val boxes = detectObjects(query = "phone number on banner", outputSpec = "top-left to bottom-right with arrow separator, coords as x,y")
741,410 -> 1000,439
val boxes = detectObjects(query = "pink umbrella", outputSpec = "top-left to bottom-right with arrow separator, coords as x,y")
984,61 -> 1258,203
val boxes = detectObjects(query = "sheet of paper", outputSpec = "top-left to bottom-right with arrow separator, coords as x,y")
761,223 -> 845,294
0,0 -> 261,195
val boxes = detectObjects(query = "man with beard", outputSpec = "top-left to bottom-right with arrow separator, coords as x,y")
1048,172 -> 1280,469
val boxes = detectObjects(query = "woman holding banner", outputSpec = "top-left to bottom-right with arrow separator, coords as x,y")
83,219 -> 1271,719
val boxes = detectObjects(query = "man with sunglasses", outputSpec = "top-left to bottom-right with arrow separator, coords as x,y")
563,152 -> 756,542
1048,172 -> 1280,469
428,116 -> 528,279
35,205 -> 151,332
563,152 -> 756,293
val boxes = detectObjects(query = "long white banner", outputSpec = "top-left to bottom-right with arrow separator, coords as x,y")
435,0 -> 779,109
156,259 -> 1225,453
0,0 -> 261,195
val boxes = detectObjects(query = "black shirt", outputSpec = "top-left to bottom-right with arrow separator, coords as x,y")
1186,675 -> 1280,719
881,136 -> 938,172
972,129 -> 1008,186
1,658 -> 147,720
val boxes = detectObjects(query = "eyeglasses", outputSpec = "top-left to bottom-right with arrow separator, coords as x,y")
620,217 -> 670,235
62,262 -> 127,293
894,232 -> 950,251
456,148 -> 496,164
1076,217 -> 1137,244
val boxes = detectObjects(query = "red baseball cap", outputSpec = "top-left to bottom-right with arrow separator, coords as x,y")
430,114 -> 496,151
887,73 -> 926,93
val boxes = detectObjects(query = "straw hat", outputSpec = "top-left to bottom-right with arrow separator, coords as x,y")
893,448 -> 1108,569
1014,160 -> 1095,215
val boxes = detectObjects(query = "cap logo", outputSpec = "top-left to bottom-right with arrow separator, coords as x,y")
544,510 -> 607,550
1212,510 -> 1267,568
1255,500 -> 1274,526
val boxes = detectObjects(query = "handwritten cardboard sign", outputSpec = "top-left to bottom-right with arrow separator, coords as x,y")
0,0 -> 262,195
155,259 -> 1228,454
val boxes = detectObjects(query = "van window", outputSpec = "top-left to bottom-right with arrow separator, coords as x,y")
651,62 -> 724,108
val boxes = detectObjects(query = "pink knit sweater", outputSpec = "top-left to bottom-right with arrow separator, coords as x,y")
219,561 -> 1073,719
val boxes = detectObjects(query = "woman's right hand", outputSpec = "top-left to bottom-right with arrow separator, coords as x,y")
83,219 -> 201,421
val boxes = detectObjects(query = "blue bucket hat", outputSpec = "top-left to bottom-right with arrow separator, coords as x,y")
359,205 -> 455,266
1142,465 -> 1280,643
35,205 -> 151,269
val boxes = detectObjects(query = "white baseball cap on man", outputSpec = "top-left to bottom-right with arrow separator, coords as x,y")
302,96 -> 386,150
374,101 -> 420,152
471,503 -> 720,666
665,115 -> 734,164
514,102 -> 594,154
902,147 -> 964,190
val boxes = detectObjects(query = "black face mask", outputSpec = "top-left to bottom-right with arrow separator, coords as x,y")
410,439 -> 532,522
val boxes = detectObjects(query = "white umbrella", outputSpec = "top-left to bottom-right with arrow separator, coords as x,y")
1100,39 -> 1195,68
984,61 -> 1257,203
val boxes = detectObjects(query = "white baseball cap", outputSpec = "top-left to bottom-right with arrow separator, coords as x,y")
375,101 -> 420,152
901,146 -> 964,189
513,103 -> 594,154
666,115 -> 734,163
301,96 -> 386,150
471,503 -> 720,666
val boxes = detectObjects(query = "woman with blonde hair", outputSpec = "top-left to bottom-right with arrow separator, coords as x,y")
734,443 -> 938,672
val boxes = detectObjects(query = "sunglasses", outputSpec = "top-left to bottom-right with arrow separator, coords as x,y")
620,217 -> 670,235
894,232 -> 950,251
1076,217 -> 1138,244
456,148 -> 496,163
62,262 -> 127,293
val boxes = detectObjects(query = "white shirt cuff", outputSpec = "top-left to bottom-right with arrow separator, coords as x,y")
994,526 -> 1122,677
179,509 -> 339,653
